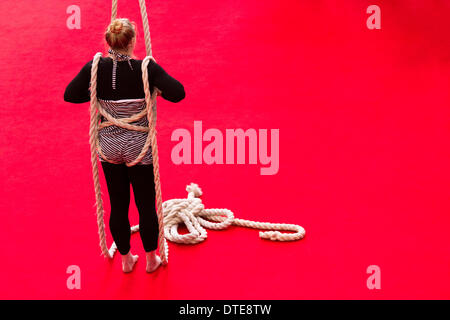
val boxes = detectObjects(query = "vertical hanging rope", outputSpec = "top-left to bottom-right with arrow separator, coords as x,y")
90,52 -> 112,258
111,0 -> 118,23
135,0 -> 168,264
141,56 -> 169,264
90,0 -> 168,264
137,0 -> 153,57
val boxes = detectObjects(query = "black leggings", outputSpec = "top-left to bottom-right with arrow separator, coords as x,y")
101,161 -> 159,255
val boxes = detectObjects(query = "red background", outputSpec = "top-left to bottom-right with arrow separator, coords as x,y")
0,0 -> 449,299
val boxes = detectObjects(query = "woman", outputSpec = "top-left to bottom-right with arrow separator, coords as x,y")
64,18 -> 185,273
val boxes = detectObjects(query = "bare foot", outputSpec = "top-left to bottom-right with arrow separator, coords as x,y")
146,251 -> 162,273
122,252 -> 139,273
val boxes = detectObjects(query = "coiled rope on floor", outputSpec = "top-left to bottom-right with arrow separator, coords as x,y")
89,0 -> 305,265
163,183 -> 305,244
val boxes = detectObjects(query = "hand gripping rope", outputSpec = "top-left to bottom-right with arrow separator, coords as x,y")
88,0 -> 305,265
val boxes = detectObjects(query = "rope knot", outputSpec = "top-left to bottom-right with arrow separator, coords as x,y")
186,183 -> 202,198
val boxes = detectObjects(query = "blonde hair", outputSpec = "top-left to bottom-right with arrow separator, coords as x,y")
105,18 -> 136,51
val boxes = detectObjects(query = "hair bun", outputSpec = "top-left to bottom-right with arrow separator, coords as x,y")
105,18 -> 136,51
109,20 -> 123,34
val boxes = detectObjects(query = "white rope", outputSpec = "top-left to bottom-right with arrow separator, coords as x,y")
106,183 -> 305,257
162,183 -> 306,244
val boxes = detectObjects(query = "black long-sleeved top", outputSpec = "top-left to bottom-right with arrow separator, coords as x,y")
64,57 -> 185,103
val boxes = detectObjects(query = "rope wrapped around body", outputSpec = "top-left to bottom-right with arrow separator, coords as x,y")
89,0 -> 169,264
88,0 -> 305,265
89,52 -> 169,262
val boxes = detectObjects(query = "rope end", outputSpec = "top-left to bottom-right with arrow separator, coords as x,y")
186,183 -> 202,197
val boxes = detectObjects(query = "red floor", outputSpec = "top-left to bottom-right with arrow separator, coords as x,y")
0,0 -> 449,299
